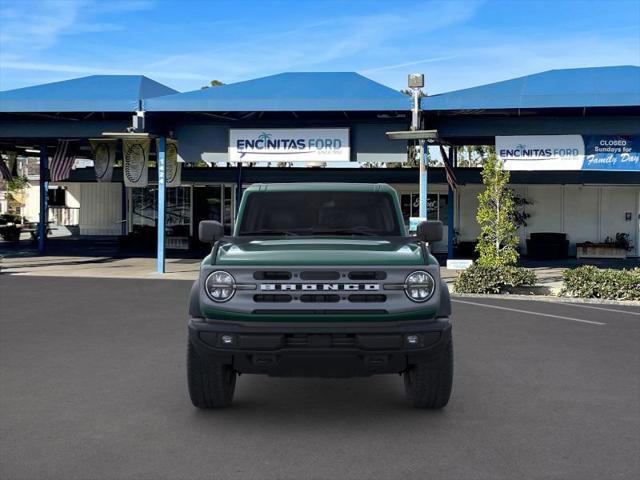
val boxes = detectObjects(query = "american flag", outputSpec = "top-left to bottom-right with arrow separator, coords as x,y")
439,145 -> 458,190
49,140 -> 78,182
0,156 -> 12,181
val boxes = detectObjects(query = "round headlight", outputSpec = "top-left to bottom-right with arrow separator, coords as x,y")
405,271 -> 435,302
205,271 -> 236,302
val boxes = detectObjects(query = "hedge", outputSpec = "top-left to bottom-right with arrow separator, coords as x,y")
561,266 -> 640,301
454,264 -> 536,294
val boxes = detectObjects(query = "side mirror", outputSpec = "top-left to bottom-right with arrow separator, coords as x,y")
199,220 -> 224,244
417,220 -> 443,243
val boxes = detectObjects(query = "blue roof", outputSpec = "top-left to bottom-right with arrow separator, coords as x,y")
0,75 -> 178,113
422,66 -> 640,111
145,72 -> 411,112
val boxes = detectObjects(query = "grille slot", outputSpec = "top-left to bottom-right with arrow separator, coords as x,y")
253,294 -> 292,303
300,294 -> 340,303
253,271 -> 291,280
284,334 -> 356,348
300,271 -> 340,280
348,271 -> 387,280
348,294 -> 387,303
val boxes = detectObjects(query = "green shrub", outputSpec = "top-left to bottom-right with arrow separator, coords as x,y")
562,266 -> 640,301
454,264 -> 537,294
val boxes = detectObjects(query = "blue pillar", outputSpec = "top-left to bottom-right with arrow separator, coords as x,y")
38,145 -> 48,254
157,137 -> 166,273
419,140 -> 428,217
447,146 -> 456,259
121,182 -> 127,236
236,162 -> 243,208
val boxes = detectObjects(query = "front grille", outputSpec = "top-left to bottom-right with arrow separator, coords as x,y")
348,294 -> 387,303
253,294 -> 292,303
284,334 -> 356,348
300,294 -> 340,303
348,271 -> 387,280
254,271 -> 292,280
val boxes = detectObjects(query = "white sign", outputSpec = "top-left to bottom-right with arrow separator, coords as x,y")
229,128 -> 350,163
122,138 -> 150,187
446,259 -> 473,270
496,135 -> 585,170
90,139 -> 116,183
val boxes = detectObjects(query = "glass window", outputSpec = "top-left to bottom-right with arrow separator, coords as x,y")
439,194 -> 449,226
238,191 -> 401,236
427,194 -> 438,221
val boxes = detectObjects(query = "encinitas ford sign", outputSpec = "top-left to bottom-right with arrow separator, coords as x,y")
229,128 -> 350,162
497,135 -> 640,171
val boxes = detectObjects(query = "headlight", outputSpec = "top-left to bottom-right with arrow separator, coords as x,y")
404,271 -> 435,302
205,271 -> 236,302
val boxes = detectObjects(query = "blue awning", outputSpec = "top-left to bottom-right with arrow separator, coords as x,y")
145,72 -> 411,112
422,66 -> 640,111
0,75 -> 178,113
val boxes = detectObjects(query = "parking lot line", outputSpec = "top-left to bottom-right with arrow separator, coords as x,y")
452,299 -> 607,326
536,301 -> 640,316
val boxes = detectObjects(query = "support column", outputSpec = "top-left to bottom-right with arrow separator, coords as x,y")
447,146 -> 456,259
419,140 -> 428,218
38,145 -> 48,254
236,162 -> 243,209
157,137 -> 166,273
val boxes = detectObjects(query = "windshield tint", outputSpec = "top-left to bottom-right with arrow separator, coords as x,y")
237,191 -> 401,236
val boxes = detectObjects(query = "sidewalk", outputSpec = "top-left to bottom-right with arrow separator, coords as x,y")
1,254 -> 581,293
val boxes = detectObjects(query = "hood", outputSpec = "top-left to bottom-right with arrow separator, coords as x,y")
213,237 -> 425,266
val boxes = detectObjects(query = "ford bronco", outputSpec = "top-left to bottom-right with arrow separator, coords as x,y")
188,183 -> 453,408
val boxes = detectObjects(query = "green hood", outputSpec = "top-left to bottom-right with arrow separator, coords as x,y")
213,238 -> 426,266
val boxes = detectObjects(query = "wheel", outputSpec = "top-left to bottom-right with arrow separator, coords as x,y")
187,340 -> 236,408
404,340 -> 453,409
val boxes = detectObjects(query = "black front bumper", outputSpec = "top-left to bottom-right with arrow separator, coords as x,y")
189,317 -> 452,378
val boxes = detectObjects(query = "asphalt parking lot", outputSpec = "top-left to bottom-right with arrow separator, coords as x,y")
1,275 -> 638,480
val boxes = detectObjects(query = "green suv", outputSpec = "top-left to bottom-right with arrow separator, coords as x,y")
188,183 -> 453,409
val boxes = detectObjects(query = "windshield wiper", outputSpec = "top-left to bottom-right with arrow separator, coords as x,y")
239,229 -> 300,236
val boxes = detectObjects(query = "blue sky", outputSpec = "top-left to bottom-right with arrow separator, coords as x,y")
0,0 -> 638,94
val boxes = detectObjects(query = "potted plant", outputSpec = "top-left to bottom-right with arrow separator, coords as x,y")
576,233 -> 632,259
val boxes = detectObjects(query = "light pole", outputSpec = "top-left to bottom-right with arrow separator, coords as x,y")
408,73 -> 427,218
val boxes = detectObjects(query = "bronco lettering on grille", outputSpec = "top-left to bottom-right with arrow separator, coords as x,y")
261,283 -> 379,291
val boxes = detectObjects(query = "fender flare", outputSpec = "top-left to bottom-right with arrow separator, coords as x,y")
437,281 -> 451,318
188,280 -> 203,318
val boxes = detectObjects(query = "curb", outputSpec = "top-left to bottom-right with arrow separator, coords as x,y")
452,292 -> 640,307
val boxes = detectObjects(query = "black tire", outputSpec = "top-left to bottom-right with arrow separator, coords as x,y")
404,340 -> 453,409
187,341 -> 236,408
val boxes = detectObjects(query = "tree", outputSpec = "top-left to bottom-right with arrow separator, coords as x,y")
457,145 -> 495,167
201,80 -> 225,89
475,153 -> 519,266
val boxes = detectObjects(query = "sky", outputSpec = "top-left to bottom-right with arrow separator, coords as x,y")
0,0 -> 639,94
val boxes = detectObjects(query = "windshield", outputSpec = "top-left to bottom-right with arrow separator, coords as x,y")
237,191 -> 401,236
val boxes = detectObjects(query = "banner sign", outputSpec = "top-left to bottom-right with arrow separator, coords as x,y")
156,138 -> 181,187
229,128 -> 350,163
497,135 -> 640,171
582,136 -> 640,171
90,139 -> 116,182
496,135 -> 585,170
122,138 -> 150,187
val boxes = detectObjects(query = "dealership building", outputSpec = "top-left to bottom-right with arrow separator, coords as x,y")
1,65 -> 639,266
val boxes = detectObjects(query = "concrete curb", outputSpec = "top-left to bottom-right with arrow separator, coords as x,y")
452,292 -> 640,307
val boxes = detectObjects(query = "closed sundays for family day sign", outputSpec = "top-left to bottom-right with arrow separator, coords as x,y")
496,135 -> 640,171
229,128 -> 350,162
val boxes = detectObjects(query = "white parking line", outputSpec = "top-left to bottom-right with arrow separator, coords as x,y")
537,301 -> 640,316
453,299 -> 607,326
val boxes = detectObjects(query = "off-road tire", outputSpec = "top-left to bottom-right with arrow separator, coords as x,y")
404,340 -> 453,409
187,341 -> 236,408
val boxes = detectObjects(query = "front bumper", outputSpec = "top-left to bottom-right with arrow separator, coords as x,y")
189,317 -> 451,378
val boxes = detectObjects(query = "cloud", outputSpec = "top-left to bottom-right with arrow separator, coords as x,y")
360,56 -> 459,74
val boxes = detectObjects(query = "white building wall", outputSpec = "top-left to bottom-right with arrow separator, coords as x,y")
456,183 -> 640,257
78,182 -> 122,235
